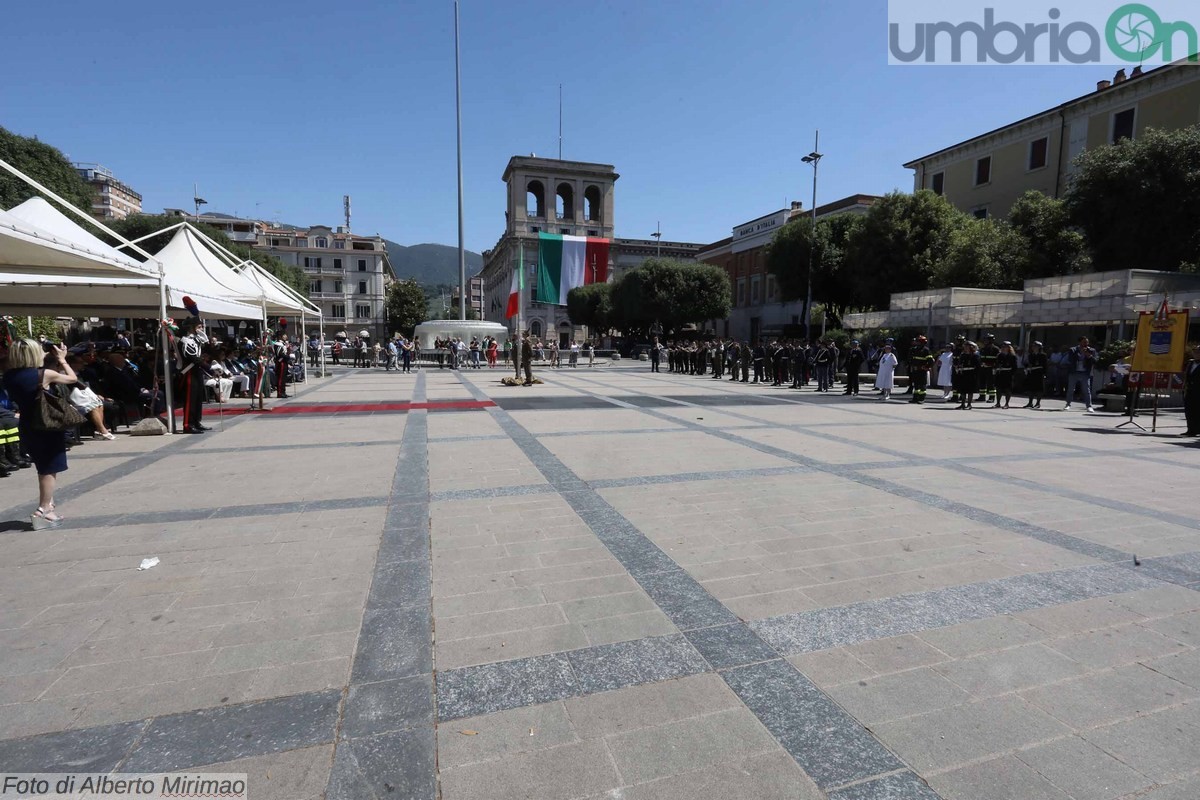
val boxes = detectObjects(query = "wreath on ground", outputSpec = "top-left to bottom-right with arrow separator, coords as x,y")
500,376 -> 544,386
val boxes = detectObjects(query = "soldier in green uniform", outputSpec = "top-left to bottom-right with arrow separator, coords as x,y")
908,335 -> 934,404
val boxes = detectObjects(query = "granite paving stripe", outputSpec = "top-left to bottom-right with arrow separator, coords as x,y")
430,484 -> 557,502
436,652 -> 578,721
1126,552 -> 1200,590
66,439 -> 404,459
683,623 -> 780,669
750,563 -> 1163,655
325,727 -> 437,800
327,369 -> 436,800
427,433 -> 509,443
588,465 -> 811,489
720,658 -> 906,790
565,634 -> 709,694
60,495 -> 390,530
828,771 -> 942,800
0,720 -> 147,772
118,689 -> 342,772
341,674 -> 434,738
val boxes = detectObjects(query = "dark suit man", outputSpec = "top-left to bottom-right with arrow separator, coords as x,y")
1184,346 -> 1200,436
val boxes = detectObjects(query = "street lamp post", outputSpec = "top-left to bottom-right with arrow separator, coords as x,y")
801,131 -> 822,342
651,222 -> 662,258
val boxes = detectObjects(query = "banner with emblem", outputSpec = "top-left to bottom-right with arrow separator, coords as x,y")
1131,299 -> 1189,373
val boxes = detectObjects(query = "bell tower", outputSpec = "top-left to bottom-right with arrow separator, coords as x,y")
502,156 -> 618,240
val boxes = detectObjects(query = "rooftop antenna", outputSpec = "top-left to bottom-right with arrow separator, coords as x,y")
558,83 -> 563,160
343,194 -> 352,233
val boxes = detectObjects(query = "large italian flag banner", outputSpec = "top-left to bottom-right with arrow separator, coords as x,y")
535,232 -> 610,305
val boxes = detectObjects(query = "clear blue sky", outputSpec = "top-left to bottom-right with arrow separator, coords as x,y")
2,0 -> 1112,254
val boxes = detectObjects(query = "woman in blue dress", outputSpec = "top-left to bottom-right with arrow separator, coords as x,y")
2,339 -> 78,529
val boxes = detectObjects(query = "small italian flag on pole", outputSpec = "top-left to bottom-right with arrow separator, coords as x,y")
535,232 -> 609,306
506,241 -> 524,319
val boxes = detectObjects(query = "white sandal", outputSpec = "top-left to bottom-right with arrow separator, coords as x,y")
31,507 -> 63,531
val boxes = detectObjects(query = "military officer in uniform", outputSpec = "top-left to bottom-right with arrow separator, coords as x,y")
272,332 -> 290,398
175,318 -> 209,433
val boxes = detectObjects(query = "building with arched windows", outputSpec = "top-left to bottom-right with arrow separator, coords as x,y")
479,156 -> 616,346
479,155 -> 705,345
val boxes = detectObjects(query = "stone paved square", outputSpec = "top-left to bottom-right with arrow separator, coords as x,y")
1,364 -> 1198,798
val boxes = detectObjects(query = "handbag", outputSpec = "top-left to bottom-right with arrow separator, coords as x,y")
69,385 -> 102,411
32,372 -> 86,432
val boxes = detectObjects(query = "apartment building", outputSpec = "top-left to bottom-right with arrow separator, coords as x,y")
74,163 -> 142,220
905,61 -> 1200,219
257,225 -> 394,339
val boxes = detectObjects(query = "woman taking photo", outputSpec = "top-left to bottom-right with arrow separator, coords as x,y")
2,339 -> 78,529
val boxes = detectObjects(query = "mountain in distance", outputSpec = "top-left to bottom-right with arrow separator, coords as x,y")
385,240 -> 483,286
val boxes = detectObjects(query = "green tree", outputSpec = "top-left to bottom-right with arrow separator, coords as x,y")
385,279 -> 428,335
766,212 -> 864,328
843,191 -> 964,308
566,282 -> 613,333
1067,126 -> 1200,272
0,126 -> 94,213
611,258 -> 730,336
931,217 -> 1024,290
1007,191 -> 1089,280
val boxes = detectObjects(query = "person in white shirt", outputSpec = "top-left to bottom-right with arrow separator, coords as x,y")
936,345 -> 954,401
876,345 -> 899,401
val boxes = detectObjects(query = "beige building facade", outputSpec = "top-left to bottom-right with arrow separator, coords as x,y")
905,61 -> 1200,220
256,225 -> 393,339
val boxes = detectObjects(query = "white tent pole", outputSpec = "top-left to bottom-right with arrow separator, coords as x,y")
301,310 -> 307,383
320,314 -> 326,378
120,221 -> 187,248
247,260 -> 320,314
27,317 -> 32,335
157,264 -> 175,433
260,298 -> 269,410
0,157 -> 160,267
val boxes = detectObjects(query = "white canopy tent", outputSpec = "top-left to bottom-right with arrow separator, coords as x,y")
145,227 -> 277,320
0,200 -> 159,280
0,157 -> 180,423
1,199 -> 260,320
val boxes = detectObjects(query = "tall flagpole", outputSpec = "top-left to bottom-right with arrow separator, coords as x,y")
516,240 -> 524,377
454,0 -> 467,321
